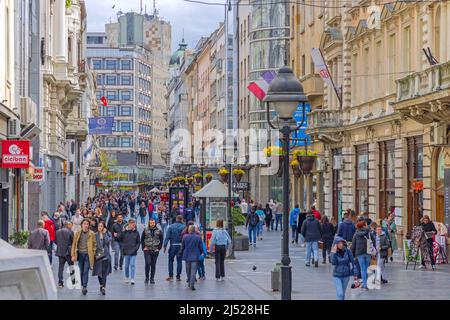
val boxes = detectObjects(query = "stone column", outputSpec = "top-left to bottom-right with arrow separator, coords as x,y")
306,174 -> 313,209
341,146 -> 354,212
422,125 -> 432,218
54,0 -> 66,61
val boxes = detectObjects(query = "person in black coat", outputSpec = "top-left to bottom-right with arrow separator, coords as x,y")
264,204 -> 273,231
119,219 -> 140,285
92,221 -> 112,295
55,221 -> 74,287
420,215 -> 437,266
296,209 -> 307,246
351,220 -> 375,289
141,219 -> 163,284
320,216 -> 336,264
301,211 -> 323,267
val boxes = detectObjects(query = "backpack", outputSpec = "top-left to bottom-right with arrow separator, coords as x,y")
249,213 -> 259,226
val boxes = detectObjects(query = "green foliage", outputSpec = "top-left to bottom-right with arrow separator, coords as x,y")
232,207 -> 246,226
9,230 -> 30,247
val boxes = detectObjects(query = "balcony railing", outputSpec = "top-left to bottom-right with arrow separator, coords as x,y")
307,109 -> 343,130
396,60 -> 450,102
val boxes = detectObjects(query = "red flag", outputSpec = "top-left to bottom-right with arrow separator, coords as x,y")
247,82 -> 267,101
100,96 -> 108,106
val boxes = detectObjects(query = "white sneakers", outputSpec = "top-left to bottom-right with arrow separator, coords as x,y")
130,279 -> 135,285
124,278 -> 130,284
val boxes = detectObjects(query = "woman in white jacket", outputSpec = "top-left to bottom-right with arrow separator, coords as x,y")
71,209 -> 83,233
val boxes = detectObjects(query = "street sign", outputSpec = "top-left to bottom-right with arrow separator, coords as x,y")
233,182 -> 249,191
292,103 -> 311,147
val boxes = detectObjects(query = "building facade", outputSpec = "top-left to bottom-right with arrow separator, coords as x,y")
300,2 -> 450,246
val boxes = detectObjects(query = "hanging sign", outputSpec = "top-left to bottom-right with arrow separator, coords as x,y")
25,167 -> 45,182
1,140 -> 30,168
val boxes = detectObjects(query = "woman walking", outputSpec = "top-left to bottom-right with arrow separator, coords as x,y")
93,221 -> 112,295
71,209 -> 83,233
420,215 -> 437,267
382,212 -> 397,261
209,220 -> 231,281
320,216 -> 335,264
256,205 -> 265,240
141,218 -> 163,284
351,220 -> 375,290
138,201 -> 148,226
264,204 -> 273,231
331,237 -> 356,300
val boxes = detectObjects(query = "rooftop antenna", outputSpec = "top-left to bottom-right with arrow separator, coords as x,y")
153,0 -> 158,16
140,0 -> 143,14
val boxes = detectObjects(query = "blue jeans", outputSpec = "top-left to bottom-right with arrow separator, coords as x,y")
168,245 -> 183,277
197,259 -> 205,278
112,240 -> 123,268
291,225 -> 297,241
305,241 -> 319,264
139,214 -> 146,225
332,276 -> 350,300
357,254 -> 371,288
270,219 -> 274,230
77,252 -> 90,288
275,214 -> 282,231
257,221 -> 264,237
124,255 -> 136,280
248,225 -> 257,244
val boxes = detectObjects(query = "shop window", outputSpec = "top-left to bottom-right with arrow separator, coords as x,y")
379,140 -> 396,218
356,144 -> 369,215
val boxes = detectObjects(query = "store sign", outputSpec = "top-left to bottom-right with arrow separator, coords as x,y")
25,167 -> 45,182
1,140 -> 30,168
233,182 -> 250,191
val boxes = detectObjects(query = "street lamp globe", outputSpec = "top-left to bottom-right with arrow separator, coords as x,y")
264,66 -> 308,120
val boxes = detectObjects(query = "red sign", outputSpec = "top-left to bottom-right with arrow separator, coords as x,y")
1,140 -> 30,168
100,96 -> 108,106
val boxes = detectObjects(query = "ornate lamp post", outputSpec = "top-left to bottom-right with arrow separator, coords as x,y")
264,66 -> 308,301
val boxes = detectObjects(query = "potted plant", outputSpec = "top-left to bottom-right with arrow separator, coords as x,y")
186,177 -> 193,186
294,149 -> 317,175
290,159 -> 301,177
205,173 -> 213,183
9,230 -> 30,248
231,206 -> 249,251
193,173 -> 203,184
218,168 -> 229,183
264,146 -> 285,177
232,168 -> 245,183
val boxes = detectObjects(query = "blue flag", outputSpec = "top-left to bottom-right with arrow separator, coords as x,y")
88,117 -> 114,135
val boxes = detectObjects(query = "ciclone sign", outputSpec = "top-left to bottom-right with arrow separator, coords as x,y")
1,140 -> 30,169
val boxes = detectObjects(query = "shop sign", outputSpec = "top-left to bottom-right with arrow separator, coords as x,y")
1,140 -> 30,168
412,180 -> 424,192
25,167 -> 44,182
233,182 -> 250,191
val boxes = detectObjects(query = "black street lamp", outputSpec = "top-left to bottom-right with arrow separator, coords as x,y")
264,66 -> 308,301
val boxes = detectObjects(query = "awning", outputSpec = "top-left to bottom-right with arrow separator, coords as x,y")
149,187 -> 161,193
193,180 -> 238,198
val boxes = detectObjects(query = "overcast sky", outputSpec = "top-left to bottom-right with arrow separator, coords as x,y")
86,0 -> 224,51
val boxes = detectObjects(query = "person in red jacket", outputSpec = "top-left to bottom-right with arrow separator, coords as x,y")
311,206 -> 321,221
147,200 -> 154,216
42,212 -> 56,264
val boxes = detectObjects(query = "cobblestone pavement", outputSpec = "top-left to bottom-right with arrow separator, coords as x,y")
53,224 -> 450,300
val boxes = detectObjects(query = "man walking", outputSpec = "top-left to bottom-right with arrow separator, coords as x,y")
119,219 -> 140,285
289,204 -> 300,244
55,221 -> 74,288
163,215 -> 185,281
28,220 -> 50,251
71,219 -> 96,295
181,225 -> 205,291
112,213 -> 125,270
275,201 -> 283,231
301,210 -> 323,267
245,206 -> 259,247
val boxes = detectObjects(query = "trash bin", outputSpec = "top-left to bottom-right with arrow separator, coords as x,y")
271,263 -> 282,291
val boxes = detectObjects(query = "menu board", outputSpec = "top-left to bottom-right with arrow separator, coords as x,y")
444,169 -> 450,229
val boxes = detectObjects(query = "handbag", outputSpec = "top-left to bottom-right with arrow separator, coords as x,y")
318,241 -> 324,250
95,247 -> 106,260
366,236 -> 377,256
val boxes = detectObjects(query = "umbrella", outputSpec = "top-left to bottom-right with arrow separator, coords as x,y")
149,187 -> 160,193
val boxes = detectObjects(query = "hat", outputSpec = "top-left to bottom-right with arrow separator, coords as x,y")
333,236 -> 347,246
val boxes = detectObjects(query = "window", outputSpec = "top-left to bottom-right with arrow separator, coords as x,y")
105,106 -> 116,116
120,122 -> 132,132
121,75 -> 132,85
106,90 -> 117,101
105,60 -> 117,70
92,59 -> 102,70
121,90 -> 132,101
106,75 -> 117,85
105,137 -> 117,147
96,91 -> 103,101
301,54 -> 305,76
87,36 -> 104,44
121,60 -> 132,70
379,140 -> 396,217
388,34 -> 396,94
112,121 -> 117,132
121,137 -> 132,147
97,75 -> 102,85
120,106 -> 132,116
356,144 -> 369,214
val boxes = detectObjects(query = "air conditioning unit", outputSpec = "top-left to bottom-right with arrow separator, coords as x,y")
8,118 -> 21,139
20,97 -> 37,125
429,122 -> 447,146
333,155 -> 344,170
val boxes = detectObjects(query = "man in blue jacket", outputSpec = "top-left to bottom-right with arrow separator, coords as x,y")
337,211 -> 356,243
163,215 -> 186,281
289,204 -> 300,244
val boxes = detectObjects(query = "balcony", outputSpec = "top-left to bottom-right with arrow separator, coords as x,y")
394,61 -> 450,124
306,109 -> 344,144
300,74 -> 324,100
66,118 -> 88,141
